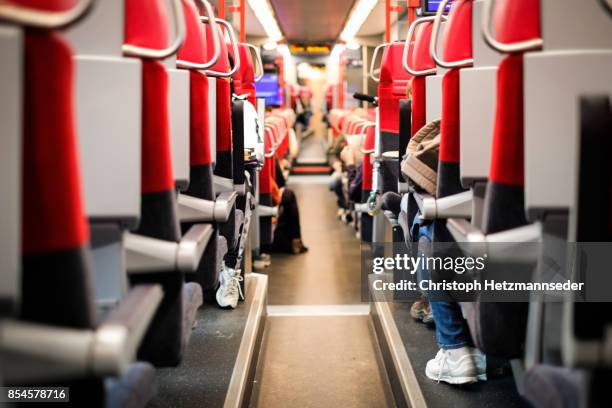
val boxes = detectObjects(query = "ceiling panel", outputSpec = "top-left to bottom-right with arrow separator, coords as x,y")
270,0 -> 356,43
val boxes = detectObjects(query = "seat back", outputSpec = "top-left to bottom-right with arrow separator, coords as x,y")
458,0 -> 500,188
435,0 -> 472,200
65,0 -> 142,227
233,43 -> 257,106
523,0 -> 612,217
0,22 -> 22,316
124,0 -> 185,366
410,21 -> 436,136
205,23 -> 233,180
179,0 -> 215,200
378,42 -> 412,140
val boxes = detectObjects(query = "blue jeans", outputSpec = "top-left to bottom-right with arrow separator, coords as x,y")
412,213 -> 473,350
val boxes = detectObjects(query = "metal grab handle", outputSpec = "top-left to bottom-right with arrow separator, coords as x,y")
263,125 -> 280,157
244,43 -> 264,82
481,0 -> 543,54
358,122 -> 376,154
369,42 -> 390,82
403,16 -> 438,76
430,0 -> 473,69
202,17 -> 241,78
123,0 -> 186,59
176,0 -> 221,70
0,0 -> 94,28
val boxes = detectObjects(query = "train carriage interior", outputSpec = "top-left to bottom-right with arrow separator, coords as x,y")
2,0 -> 612,407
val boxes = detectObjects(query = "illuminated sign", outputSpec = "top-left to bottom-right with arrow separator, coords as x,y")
289,44 -> 332,54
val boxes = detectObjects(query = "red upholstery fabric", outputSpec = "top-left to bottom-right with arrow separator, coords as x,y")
125,0 -> 169,51
189,71 -> 212,166
379,43 -> 412,134
177,0 -> 207,64
258,128 -> 273,194
489,55 -> 524,187
362,127 -> 375,191
206,24 -> 230,73
412,22 -> 435,72
233,44 -> 257,106
203,26 -> 233,154
22,31 -> 88,254
411,76 -> 427,137
8,0 -> 77,11
441,0 -> 472,63
494,0 -> 540,45
141,60 -> 175,193
439,69 -> 460,163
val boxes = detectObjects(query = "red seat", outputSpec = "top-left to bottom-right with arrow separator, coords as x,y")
124,0 -> 185,366
410,21 -> 436,136
233,44 -> 257,106
205,23 -> 234,180
378,42 -> 412,139
437,0 -> 473,199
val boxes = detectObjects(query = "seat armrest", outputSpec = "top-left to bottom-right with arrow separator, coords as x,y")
0,285 -> 162,383
447,218 -> 541,263
125,225 -> 214,274
415,190 -> 472,220
215,191 -> 238,222
213,175 -> 234,193
382,150 -> 400,161
177,224 -> 214,273
355,203 -> 369,213
259,205 -> 279,217
178,194 -> 233,223
124,233 -> 178,274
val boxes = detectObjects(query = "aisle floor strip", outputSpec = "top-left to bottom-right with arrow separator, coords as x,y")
267,304 -> 371,316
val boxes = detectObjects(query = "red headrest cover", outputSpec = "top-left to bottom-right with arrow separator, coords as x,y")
412,22 -> 436,72
125,0 -> 169,51
7,0 -> 77,11
380,42 -> 412,84
493,0 -> 540,45
177,0 -> 207,64
206,24 -> 230,73
441,0 -> 472,63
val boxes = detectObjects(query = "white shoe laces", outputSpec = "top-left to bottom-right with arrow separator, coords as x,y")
435,351 -> 448,383
223,268 -> 244,301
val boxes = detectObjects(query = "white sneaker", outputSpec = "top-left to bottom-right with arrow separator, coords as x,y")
425,348 -> 478,385
471,348 -> 487,381
216,264 -> 244,309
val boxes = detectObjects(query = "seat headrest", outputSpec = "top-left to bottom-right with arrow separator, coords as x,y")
205,22 -> 230,72
124,0 -> 170,51
380,42 -> 412,84
412,21 -> 435,72
441,0 -> 473,63
177,0 -> 207,64
7,0 -> 77,11
493,0 -> 540,45
234,44 -> 255,84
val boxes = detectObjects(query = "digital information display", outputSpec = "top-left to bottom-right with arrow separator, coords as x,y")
255,73 -> 283,107
424,0 -> 452,14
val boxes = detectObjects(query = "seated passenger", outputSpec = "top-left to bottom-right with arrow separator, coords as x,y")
400,120 -> 486,384
267,159 -> 309,254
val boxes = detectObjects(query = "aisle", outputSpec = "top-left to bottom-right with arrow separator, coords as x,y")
251,171 -> 395,407
263,176 -> 363,305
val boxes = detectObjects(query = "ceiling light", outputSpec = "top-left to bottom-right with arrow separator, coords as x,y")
340,0 -> 378,42
346,40 -> 361,50
247,0 -> 283,42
